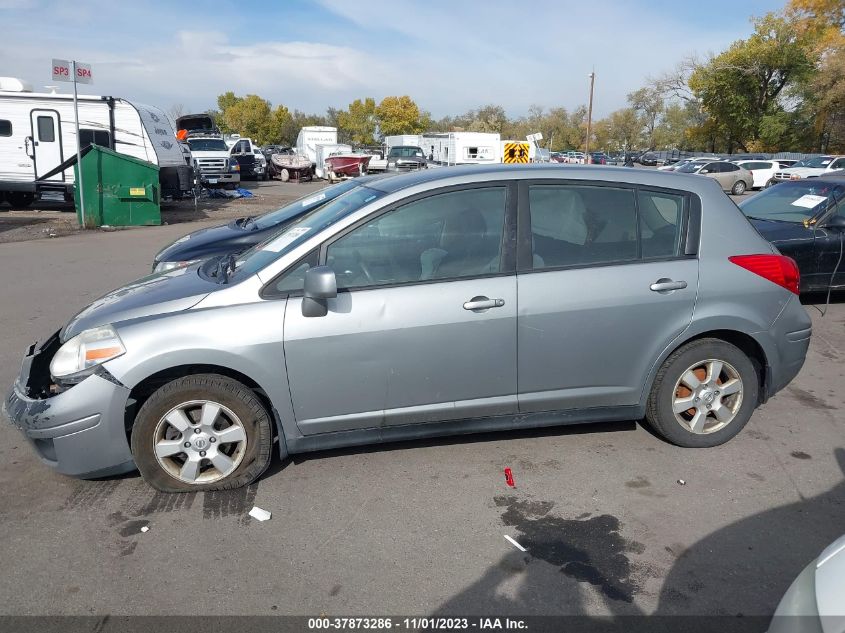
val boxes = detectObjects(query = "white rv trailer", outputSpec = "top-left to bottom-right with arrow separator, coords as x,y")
296,126 -> 338,169
420,132 -> 501,165
0,78 -> 193,206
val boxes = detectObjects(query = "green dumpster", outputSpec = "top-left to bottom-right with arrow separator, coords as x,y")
74,145 -> 161,227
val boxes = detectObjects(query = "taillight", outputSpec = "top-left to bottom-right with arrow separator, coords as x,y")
729,254 -> 800,294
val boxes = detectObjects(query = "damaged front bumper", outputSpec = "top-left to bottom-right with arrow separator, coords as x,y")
2,332 -> 136,478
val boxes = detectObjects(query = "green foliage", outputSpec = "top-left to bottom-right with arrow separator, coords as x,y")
337,98 -> 377,145
375,96 -> 425,136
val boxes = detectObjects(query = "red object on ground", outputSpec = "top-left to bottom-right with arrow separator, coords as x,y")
504,467 -> 515,487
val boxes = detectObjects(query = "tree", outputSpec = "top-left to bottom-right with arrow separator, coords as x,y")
627,87 -> 664,149
688,13 -> 816,151
376,96 -> 424,136
605,108 -> 643,151
337,98 -> 378,145
215,93 -> 292,145
168,103 -> 185,121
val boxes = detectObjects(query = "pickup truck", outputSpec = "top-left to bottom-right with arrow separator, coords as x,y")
770,155 -> 845,185
185,135 -> 241,190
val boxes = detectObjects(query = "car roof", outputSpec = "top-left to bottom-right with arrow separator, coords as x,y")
363,163 -> 717,195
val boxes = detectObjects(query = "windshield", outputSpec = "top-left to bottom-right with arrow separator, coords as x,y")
232,185 -> 385,278
252,180 -> 362,230
389,147 -> 424,158
799,156 -> 834,169
187,138 -> 228,152
739,181 -> 843,223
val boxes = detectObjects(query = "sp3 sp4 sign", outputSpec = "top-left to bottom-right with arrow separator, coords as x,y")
52,59 -> 93,84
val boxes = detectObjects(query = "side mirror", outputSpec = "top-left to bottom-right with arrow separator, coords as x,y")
700,169 -> 709,174
302,266 -> 337,318
824,215 -> 845,230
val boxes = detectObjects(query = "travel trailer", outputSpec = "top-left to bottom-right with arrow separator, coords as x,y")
420,132 -> 501,165
296,126 -> 338,169
0,77 -> 193,207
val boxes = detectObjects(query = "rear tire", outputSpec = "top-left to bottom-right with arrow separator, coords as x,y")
7,192 -> 35,208
731,180 -> 747,195
131,374 -> 273,493
645,338 -> 759,448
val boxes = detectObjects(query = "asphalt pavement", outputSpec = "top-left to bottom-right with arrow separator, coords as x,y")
0,195 -> 843,619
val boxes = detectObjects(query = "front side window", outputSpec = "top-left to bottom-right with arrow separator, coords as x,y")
325,187 -> 507,289
37,116 -> 55,142
829,158 -> 845,170
0,119 -> 11,136
528,185 -> 637,268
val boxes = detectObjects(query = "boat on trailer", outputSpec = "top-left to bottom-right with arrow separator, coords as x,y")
324,152 -> 372,181
270,152 -> 312,181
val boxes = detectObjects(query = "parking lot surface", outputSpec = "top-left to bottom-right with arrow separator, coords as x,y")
0,181 -> 843,618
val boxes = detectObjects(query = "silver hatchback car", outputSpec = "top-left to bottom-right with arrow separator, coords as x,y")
4,165 -> 812,492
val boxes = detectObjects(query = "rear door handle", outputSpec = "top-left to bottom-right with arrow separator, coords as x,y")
463,296 -> 505,311
650,278 -> 687,293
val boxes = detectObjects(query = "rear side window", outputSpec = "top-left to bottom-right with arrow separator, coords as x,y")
0,120 -> 10,136
638,190 -> 684,259
528,185 -> 638,268
37,116 -> 55,142
723,163 -> 739,172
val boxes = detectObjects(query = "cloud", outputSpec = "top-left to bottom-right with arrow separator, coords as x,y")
0,0 -> 779,118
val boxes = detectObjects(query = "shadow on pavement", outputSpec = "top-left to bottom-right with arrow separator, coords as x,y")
430,448 -> 845,631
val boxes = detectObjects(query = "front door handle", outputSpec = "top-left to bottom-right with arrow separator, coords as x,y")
463,296 -> 505,311
650,278 -> 688,293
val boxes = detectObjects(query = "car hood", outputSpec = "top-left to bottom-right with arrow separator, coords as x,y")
749,218 -> 809,243
61,267 -> 215,342
155,222 -> 249,263
778,167 -> 826,177
191,150 -> 229,158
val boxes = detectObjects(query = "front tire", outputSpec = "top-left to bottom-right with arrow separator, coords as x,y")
646,338 -> 758,448
131,374 -> 273,492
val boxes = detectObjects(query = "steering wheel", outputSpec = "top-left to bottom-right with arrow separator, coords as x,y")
352,249 -> 375,284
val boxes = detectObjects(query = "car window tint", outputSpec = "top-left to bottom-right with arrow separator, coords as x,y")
638,190 -> 684,259
529,185 -> 637,268
0,119 -> 11,136
830,158 -> 845,170
271,250 -> 319,295
724,163 -> 740,172
326,187 -> 507,289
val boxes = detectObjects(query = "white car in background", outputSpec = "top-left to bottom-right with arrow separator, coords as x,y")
770,155 -> 845,185
733,160 -> 783,189
564,151 -> 585,164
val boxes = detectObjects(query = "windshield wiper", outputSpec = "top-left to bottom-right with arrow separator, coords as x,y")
240,216 -> 258,230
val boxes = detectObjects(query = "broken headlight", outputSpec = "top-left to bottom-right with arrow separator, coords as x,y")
50,325 -> 126,384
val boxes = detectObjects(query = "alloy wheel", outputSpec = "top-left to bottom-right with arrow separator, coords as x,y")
672,359 -> 744,434
153,400 -> 248,484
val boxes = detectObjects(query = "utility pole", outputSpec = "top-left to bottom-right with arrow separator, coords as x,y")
585,71 -> 595,164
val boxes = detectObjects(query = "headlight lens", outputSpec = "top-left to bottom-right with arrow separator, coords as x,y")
50,325 -> 126,382
153,259 -> 200,273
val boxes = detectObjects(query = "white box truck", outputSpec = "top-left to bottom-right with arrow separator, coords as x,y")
0,77 -> 193,207
420,132 -> 501,165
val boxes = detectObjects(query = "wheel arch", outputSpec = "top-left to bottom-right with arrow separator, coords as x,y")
124,363 -> 285,452
642,329 -> 770,408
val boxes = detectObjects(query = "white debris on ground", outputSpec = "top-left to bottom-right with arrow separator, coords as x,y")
248,506 -> 272,522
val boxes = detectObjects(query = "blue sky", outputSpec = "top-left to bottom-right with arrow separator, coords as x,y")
1,0 -> 788,119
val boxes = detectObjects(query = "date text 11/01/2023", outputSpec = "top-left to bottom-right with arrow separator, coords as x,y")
307,618 -> 528,630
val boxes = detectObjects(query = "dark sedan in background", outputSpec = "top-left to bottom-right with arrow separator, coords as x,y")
739,176 -> 845,292
152,175 -> 391,272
